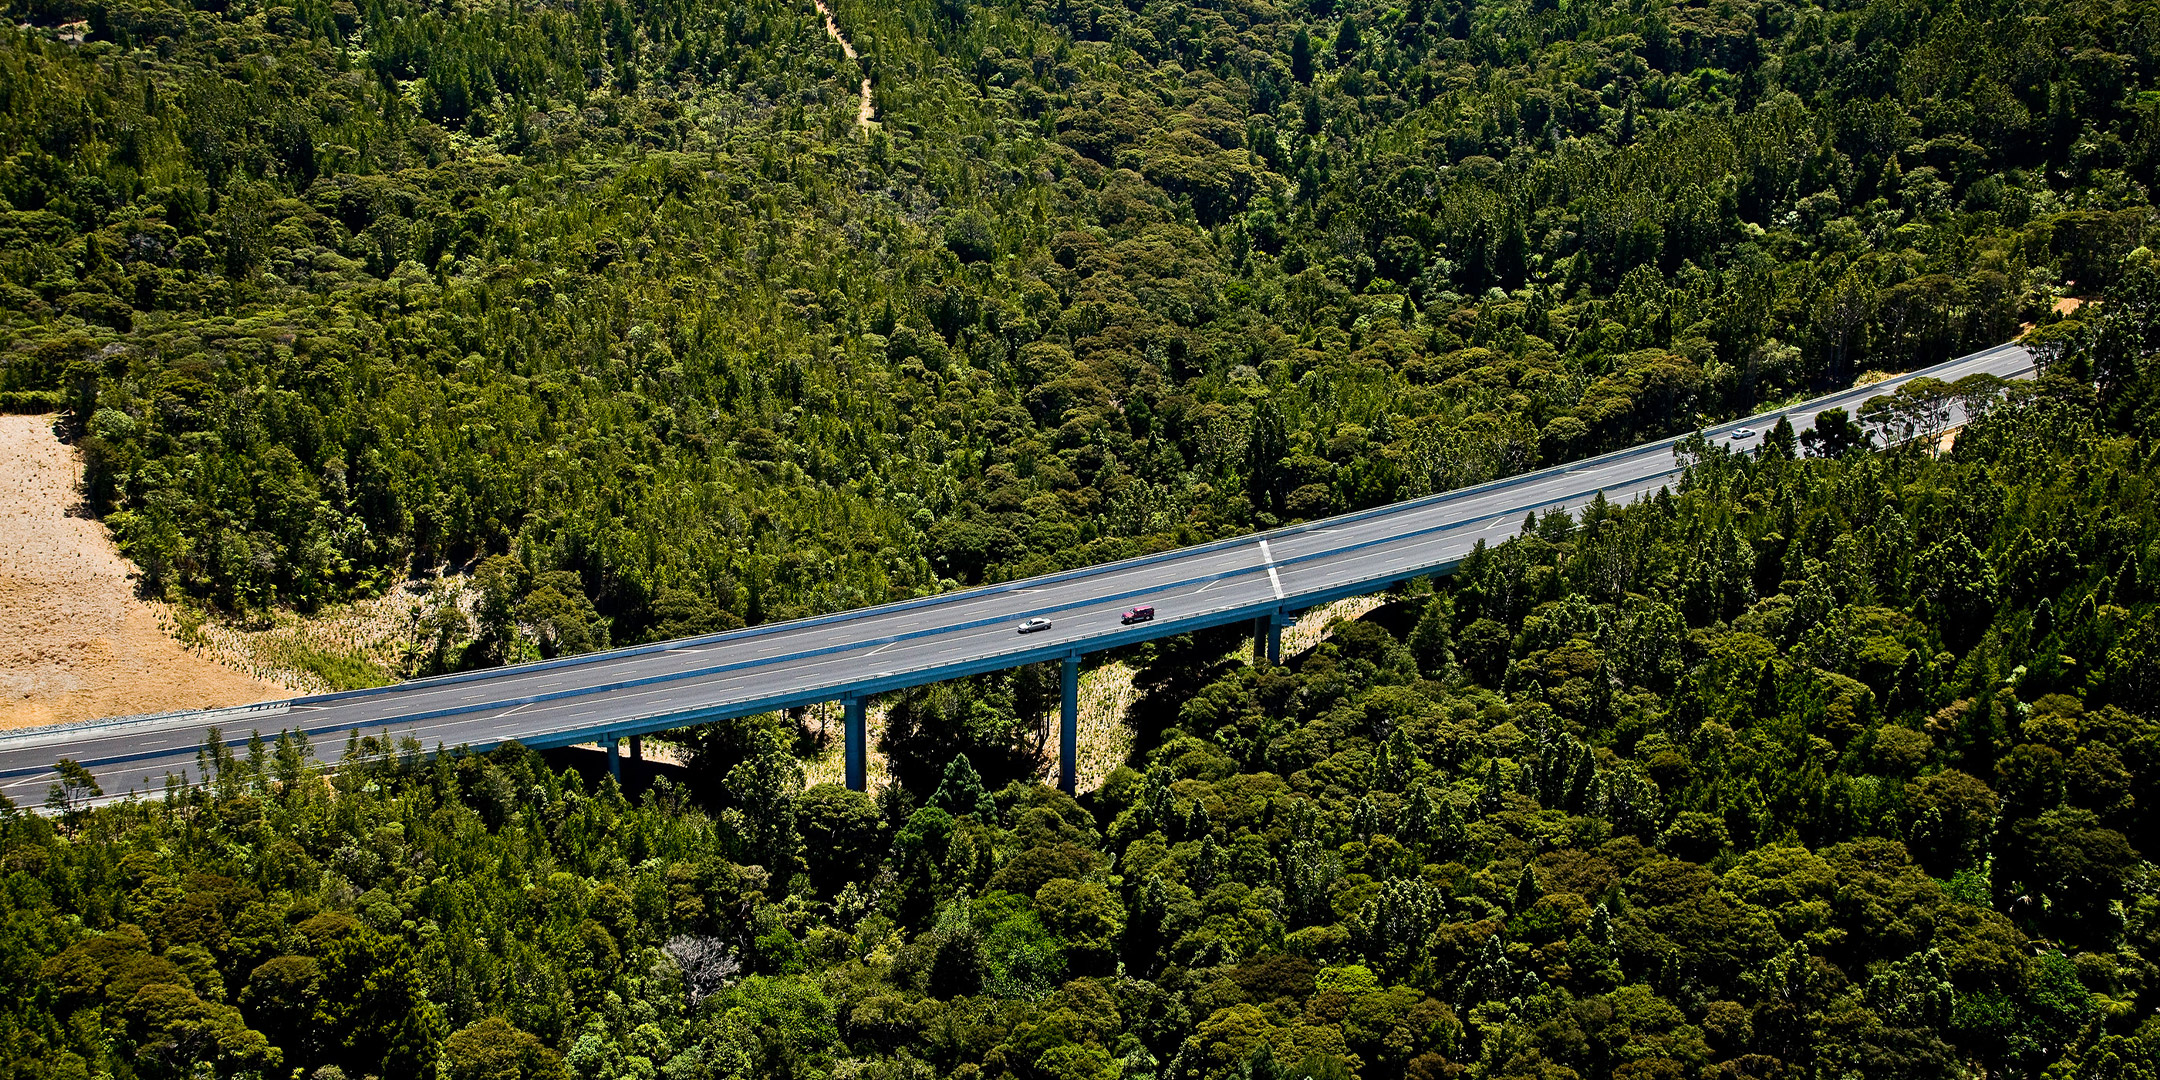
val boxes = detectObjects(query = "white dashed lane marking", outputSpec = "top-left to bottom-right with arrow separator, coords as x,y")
1257,540 -> 1286,600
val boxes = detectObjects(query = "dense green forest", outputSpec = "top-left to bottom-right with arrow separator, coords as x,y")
6,361 -> 2160,1079
7,0 -> 2160,1075
2,0 -> 2156,654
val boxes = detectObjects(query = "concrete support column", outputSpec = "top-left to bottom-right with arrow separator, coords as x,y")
629,735 -> 643,761
1060,656 -> 1081,795
844,696 -> 867,792
606,737 -> 621,780
1254,614 -> 1284,664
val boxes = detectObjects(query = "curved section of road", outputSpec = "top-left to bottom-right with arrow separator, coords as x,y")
0,342 -> 2034,805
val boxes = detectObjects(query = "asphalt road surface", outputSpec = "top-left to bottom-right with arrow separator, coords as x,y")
0,341 -> 2035,806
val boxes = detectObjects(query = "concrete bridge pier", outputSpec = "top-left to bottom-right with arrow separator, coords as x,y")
843,695 -> 867,792
1059,655 -> 1081,795
1253,614 -> 1285,665
606,736 -> 621,780
630,735 -> 643,761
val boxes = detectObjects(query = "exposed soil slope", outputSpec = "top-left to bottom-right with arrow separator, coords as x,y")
0,415 -> 286,730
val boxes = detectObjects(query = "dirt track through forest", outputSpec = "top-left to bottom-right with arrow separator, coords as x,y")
0,415 -> 286,731
813,0 -> 875,128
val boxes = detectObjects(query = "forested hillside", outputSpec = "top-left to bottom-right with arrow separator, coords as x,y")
7,0 -> 2160,1075
2,0 -> 2155,658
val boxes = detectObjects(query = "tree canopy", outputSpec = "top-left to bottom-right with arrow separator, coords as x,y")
6,0 -> 2160,1074
5,372 -> 2160,1080
1,0 -> 2153,664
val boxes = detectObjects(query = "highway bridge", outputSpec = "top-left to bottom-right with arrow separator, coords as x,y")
0,342 -> 2036,806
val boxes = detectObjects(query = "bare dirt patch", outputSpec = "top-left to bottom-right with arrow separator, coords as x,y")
0,415 -> 289,729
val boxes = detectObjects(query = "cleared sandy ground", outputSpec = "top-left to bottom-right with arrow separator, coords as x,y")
0,414 -> 287,730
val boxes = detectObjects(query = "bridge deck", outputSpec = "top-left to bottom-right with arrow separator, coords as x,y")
0,343 -> 2034,804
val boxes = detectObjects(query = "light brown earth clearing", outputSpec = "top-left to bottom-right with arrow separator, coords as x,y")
0,415 -> 289,730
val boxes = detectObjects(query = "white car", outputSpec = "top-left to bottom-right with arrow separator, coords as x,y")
1016,617 -> 1053,634
1730,427 -> 1757,440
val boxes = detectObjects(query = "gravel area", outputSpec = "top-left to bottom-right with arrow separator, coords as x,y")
0,415 -> 289,730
